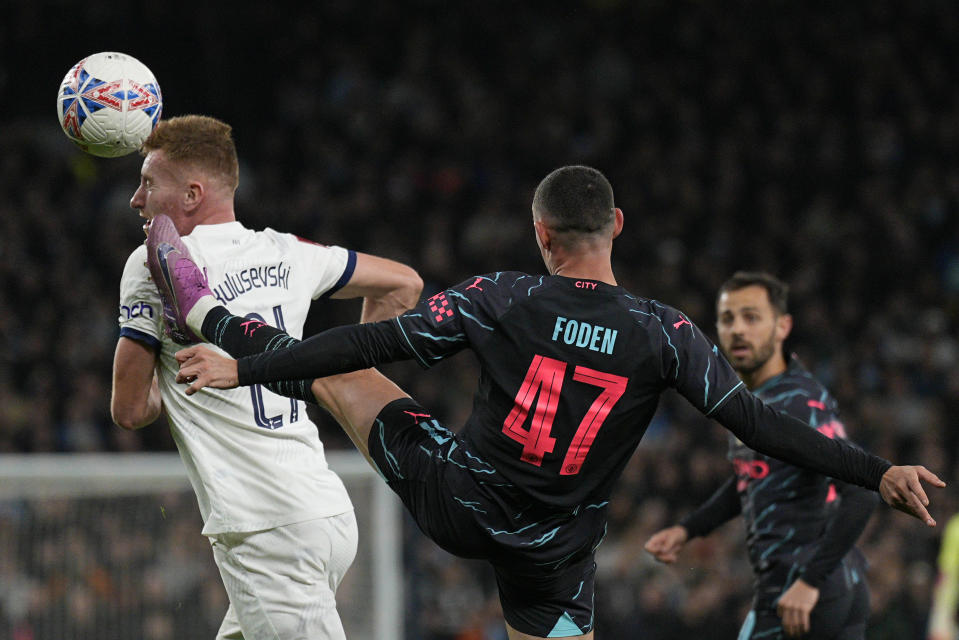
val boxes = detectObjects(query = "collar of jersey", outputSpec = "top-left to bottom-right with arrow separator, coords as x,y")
550,274 -> 621,292
753,357 -> 805,394
185,221 -> 248,240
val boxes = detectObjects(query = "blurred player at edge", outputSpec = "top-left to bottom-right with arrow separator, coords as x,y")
110,115 -> 422,639
167,165 -> 943,640
928,512 -> 959,639
645,272 -> 876,639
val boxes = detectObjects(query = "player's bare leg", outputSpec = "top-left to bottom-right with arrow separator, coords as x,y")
176,344 -> 408,469
506,623 -> 592,640
308,369 -> 408,468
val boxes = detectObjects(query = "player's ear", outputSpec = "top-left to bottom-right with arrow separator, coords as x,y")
183,180 -> 204,211
777,313 -> 793,342
611,208 -> 624,239
533,219 -> 552,252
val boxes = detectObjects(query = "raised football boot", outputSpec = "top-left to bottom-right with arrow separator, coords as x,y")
146,214 -> 214,344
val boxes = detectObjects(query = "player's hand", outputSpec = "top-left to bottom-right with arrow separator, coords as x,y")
175,345 -> 240,395
643,525 -> 689,564
879,465 -> 946,527
776,578 -> 819,637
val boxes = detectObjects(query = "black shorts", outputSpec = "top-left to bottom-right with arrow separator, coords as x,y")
741,551 -> 870,640
368,397 -> 606,637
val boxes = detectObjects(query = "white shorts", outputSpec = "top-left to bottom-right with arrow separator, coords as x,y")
211,511 -> 358,640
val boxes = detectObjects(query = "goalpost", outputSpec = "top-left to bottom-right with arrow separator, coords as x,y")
0,452 -> 403,640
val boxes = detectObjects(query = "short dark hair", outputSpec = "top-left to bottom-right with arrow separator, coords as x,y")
532,165 -> 615,234
717,271 -> 789,315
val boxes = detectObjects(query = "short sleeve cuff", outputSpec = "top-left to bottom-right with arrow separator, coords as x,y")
120,327 -> 162,352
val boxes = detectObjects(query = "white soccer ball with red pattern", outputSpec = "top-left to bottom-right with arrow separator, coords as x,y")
56,52 -> 162,158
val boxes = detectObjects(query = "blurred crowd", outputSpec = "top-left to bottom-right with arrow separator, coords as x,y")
0,491 -> 225,640
2,0 -> 959,637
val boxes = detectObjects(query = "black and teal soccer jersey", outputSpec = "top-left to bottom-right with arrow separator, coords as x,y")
680,355 -> 877,620
225,270 -> 891,638
388,272 -> 744,508
236,271 -> 892,498
729,358 -> 853,575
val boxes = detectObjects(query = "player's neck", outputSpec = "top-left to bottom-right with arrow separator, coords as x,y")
202,209 -> 237,225
741,354 -> 788,390
182,206 -> 237,234
549,259 -> 617,286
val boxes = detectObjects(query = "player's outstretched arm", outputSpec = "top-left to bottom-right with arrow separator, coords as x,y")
176,316 -> 412,395
646,475 -> 740,563
712,390 -> 945,526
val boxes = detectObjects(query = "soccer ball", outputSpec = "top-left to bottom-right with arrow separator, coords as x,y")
56,52 -> 162,158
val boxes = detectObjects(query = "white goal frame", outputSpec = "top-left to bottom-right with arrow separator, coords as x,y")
0,452 -> 403,640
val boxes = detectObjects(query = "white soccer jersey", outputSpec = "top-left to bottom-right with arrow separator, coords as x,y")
118,221 -> 354,535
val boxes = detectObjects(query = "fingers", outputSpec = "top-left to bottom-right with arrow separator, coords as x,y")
175,346 -> 201,364
178,366 -> 211,395
642,539 -> 667,561
908,470 -> 931,508
174,348 -> 208,392
781,612 -> 809,637
776,604 -> 810,637
643,532 -> 683,563
175,359 -> 200,384
174,346 -> 220,391
901,465 -> 942,526
888,484 -> 935,527
649,546 -> 678,563
779,609 -> 795,637
647,550 -> 677,564
644,532 -> 665,550
777,578 -> 819,637
902,492 -> 936,528
917,465 -> 947,488
881,465 -> 945,527
185,377 -> 205,396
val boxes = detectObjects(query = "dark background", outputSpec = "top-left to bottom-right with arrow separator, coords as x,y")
1,1 -> 958,637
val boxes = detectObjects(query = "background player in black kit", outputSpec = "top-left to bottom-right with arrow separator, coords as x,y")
165,166 -> 943,640
645,272 -> 877,639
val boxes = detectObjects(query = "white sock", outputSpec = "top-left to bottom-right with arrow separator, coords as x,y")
186,295 -> 219,337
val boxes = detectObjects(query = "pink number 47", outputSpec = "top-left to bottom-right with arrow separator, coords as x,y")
502,355 -> 627,475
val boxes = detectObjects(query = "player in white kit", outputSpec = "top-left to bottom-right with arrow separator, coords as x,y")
110,115 -> 423,639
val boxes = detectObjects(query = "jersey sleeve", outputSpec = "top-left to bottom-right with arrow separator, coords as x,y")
117,245 -> 163,351
290,236 -> 355,300
679,475 -> 742,538
236,273 -> 514,385
392,273 -> 510,368
713,389 -> 890,490
655,304 -> 745,415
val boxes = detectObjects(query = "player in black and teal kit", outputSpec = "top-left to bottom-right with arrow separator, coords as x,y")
646,273 -> 876,639
167,167 -> 942,640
